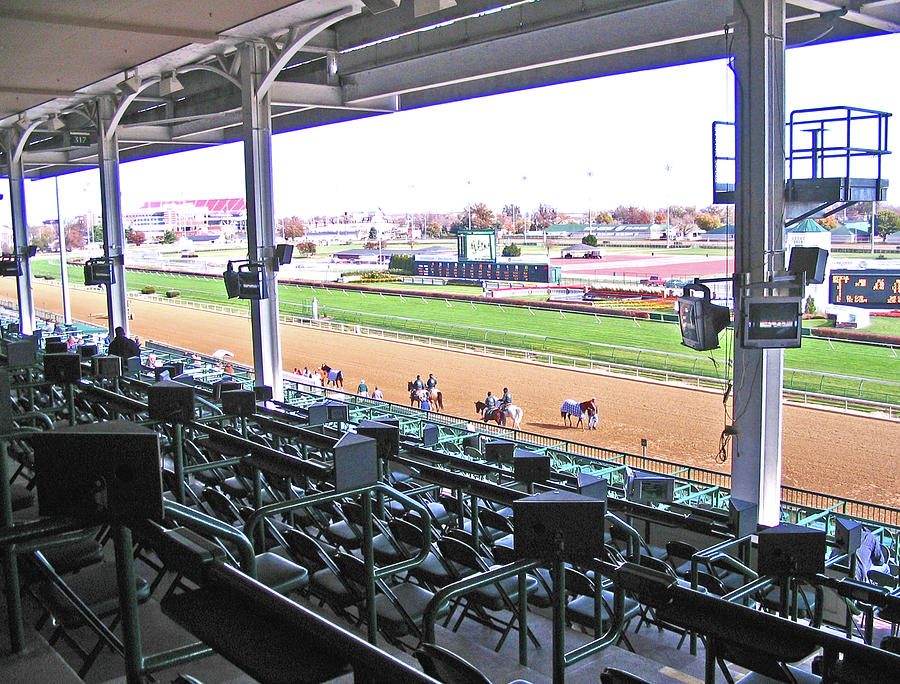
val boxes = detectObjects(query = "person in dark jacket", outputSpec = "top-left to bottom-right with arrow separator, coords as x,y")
107,326 -> 140,360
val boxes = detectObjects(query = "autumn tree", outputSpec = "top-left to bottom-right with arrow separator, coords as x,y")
278,216 -> 306,239
593,211 -> 614,225
65,218 -> 86,250
815,216 -> 839,230
695,213 -> 723,231
876,209 -> 900,240
128,230 -> 146,246
425,221 -> 442,238
469,203 -> 495,231
29,225 -> 56,252
531,204 -> 558,230
612,205 -> 653,224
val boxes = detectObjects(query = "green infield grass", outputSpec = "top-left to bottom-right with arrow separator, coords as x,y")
30,258 -> 900,403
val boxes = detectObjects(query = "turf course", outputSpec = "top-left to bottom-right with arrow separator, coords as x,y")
31,259 -> 900,404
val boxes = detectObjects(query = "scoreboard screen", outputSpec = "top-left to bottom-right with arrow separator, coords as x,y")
416,260 -> 554,283
829,270 -> 900,309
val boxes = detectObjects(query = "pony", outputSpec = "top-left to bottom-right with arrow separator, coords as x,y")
320,364 -> 343,388
560,398 -> 597,430
474,401 -> 524,429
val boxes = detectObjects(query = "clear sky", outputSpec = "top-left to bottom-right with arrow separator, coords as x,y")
7,31 -> 900,225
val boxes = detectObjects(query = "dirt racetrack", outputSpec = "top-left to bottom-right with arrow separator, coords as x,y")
11,280 -> 900,508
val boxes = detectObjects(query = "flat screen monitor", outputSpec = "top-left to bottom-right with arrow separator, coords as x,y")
92,355 -> 122,379
43,353 -> 82,384
742,297 -> 802,349
678,296 -> 730,352
626,470 -> 675,504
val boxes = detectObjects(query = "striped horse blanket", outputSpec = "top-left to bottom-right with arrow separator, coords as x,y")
561,399 -> 584,418
327,369 -> 341,383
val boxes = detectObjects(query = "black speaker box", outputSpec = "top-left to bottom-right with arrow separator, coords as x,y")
213,380 -> 242,402
757,523 -> 826,577
45,341 -> 68,354
834,517 -> 863,556
155,363 -> 184,382
484,439 -> 515,464
275,243 -> 294,265
788,246 -> 828,285
0,370 -> 11,433
513,450 -> 551,484
221,390 -> 256,417
357,420 -> 400,460
31,420 -> 163,523
333,432 -> 379,492
254,385 -> 273,401
514,490 -> 607,562
43,353 -> 82,383
728,498 -> 758,538
6,338 -> 36,368
78,344 -> 98,359
577,472 -> 608,501
372,415 -> 400,429
125,356 -> 143,374
148,380 -> 195,423
92,355 -> 122,380
422,423 -> 439,447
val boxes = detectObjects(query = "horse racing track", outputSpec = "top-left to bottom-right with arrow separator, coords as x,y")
14,278 -> 900,508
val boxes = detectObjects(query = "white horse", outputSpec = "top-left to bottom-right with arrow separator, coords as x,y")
502,404 -> 524,429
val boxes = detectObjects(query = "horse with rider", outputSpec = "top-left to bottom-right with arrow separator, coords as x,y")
408,373 -> 443,412
474,387 -> 523,429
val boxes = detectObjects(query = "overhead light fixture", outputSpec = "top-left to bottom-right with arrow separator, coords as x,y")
45,115 -> 65,131
158,73 -> 183,97
118,72 -> 143,94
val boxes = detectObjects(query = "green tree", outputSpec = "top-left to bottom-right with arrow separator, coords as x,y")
93,225 -> 104,243
160,230 -> 177,244
501,244 -> 521,257
389,253 -> 415,274
582,234 -> 598,246
876,209 -> 900,240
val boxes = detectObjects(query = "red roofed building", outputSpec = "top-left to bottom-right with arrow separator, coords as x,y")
125,199 -> 246,240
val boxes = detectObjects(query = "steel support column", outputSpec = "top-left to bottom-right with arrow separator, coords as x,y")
6,153 -> 35,334
241,43 -> 284,401
731,0 -> 786,527
97,96 -> 130,336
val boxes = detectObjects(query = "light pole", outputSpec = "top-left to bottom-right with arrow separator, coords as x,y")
466,180 -> 472,230
54,177 -> 72,324
664,163 -> 672,247
587,170 -> 594,231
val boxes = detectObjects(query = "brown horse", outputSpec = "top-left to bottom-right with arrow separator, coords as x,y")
560,398 -> 597,429
320,364 -> 343,388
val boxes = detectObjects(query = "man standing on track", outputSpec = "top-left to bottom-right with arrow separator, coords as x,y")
371,386 -> 384,400
357,379 -> 368,396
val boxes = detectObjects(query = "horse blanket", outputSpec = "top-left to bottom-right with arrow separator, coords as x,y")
327,369 -> 341,383
561,399 -> 584,418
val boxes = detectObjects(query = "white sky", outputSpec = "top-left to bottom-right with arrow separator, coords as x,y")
7,32 -> 900,224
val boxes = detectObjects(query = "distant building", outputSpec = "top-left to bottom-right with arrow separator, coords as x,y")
124,198 -> 246,241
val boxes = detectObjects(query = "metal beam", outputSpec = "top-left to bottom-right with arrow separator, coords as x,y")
269,82 -> 397,112
730,0 -> 787,527
96,96 -> 130,336
789,0 -> 900,32
241,43 -> 283,402
4,144 -> 35,334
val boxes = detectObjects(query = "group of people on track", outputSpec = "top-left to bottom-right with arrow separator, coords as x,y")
355,379 -> 384,400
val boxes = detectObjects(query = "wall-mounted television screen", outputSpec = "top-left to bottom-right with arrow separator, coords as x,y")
742,296 -> 802,349
625,468 -> 675,504
677,292 -> 730,351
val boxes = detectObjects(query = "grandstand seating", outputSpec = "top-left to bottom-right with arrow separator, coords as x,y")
2,322 -> 900,683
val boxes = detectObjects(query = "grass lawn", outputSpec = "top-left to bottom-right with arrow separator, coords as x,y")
30,258 -> 900,403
